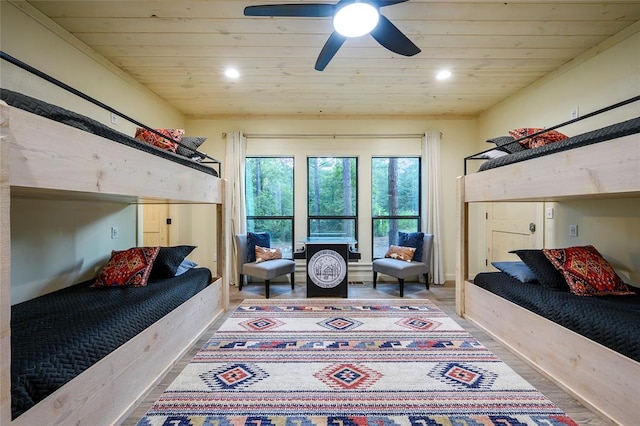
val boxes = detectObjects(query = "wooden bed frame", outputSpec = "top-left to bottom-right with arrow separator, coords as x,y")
456,131 -> 640,425
0,100 -> 229,425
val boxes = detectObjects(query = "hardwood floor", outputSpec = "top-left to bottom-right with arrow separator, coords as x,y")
122,281 -> 611,425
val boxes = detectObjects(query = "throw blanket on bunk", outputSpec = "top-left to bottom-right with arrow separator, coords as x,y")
11,267 -> 212,419
473,272 -> 640,362
0,88 -> 218,177
479,116 -> 640,171
138,299 -> 578,426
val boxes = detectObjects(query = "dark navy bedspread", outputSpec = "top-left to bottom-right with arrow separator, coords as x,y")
10,267 -> 211,419
472,272 -> 640,363
0,88 -> 218,177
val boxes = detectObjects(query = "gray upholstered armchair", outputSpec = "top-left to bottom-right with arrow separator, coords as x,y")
372,233 -> 433,297
234,233 -> 296,298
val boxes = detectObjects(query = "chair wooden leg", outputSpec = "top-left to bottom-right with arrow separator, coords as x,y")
424,273 -> 430,290
239,274 -> 244,291
398,278 -> 404,297
373,271 -> 378,288
290,272 -> 295,289
265,279 -> 270,299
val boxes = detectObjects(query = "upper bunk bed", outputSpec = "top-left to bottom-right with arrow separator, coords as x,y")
461,95 -> 640,202
455,95 -> 640,425
0,53 -> 228,426
1,52 -> 223,205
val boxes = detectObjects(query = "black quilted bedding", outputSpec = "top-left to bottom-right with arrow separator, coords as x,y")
0,88 -> 218,177
472,272 -> 640,362
478,116 -> 640,171
10,267 -> 212,419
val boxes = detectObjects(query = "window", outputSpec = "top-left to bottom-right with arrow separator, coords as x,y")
307,157 -> 358,240
245,157 -> 294,257
371,157 -> 421,258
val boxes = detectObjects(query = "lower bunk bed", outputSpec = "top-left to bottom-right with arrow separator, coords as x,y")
10,268 -> 224,425
463,274 -> 640,425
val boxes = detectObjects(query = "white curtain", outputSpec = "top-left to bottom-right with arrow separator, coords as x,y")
225,130 -> 247,286
422,131 -> 445,284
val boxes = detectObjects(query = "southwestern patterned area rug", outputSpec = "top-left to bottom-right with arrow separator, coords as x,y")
137,299 -> 578,426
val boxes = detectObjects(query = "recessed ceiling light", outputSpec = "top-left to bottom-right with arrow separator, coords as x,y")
225,68 -> 240,79
436,70 -> 452,80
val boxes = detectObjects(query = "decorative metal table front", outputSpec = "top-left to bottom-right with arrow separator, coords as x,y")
295,238 -> 356,298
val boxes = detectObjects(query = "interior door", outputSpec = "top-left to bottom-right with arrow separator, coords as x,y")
142,204 -> 169,246
486,202 -> 544,269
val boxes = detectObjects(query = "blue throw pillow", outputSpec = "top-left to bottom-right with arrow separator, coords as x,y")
491,261 -> 539,284
247,232 -> 270,262
398,231 -> 424,261
175,259 -> 198,276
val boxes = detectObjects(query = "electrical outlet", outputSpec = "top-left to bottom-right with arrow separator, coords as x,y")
111,226 -> 119,239
570,106 -> 579,120
110,112 -> 118,125
569,224 -> 578,237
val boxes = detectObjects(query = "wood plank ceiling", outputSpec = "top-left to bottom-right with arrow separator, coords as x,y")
24,0 -> 640,117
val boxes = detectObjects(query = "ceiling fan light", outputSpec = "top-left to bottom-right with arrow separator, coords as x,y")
333,2 -> 379,38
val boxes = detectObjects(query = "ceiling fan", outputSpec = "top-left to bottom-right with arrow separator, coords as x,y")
244,0 -> 421,71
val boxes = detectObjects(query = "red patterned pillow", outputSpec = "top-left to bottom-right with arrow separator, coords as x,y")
509,128 -> 568,149
542,245 -> 633,296
135,128 -> 184,153
384,245 -> 416,262
93,247 -> 160,288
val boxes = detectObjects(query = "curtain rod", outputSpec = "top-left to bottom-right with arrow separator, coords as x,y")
231,133 -> 428,139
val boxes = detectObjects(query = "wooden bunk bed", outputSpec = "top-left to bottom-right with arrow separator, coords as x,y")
0,77 -> 228,424
456,100 -> 640,425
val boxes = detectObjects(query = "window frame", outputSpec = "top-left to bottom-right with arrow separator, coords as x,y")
370,156 -> 422,259
306,156 -> 359,243
245,156 -> 295,258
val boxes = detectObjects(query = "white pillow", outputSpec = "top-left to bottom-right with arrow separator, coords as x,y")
479,149 -> 509,159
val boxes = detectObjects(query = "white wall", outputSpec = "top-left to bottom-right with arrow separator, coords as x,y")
10,199 -> 136,304
478,29 -> 639,141
547,198 -> 640,286
168,203 -> 219,274
0,2 -> 184,131
474,29 -> 640,280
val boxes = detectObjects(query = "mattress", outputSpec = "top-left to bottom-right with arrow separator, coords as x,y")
10,267 -> 212,419
472,272 -> 640,363
0,88 -> 218,177
478,116 -> 640,171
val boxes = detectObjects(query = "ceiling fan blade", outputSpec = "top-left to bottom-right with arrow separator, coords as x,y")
244,4 -> 334,17
315,31 -> 347,71
370,14 -> 421,56
373,0 -> 410,8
